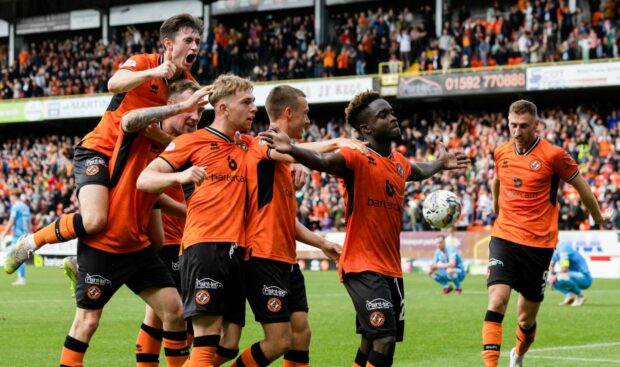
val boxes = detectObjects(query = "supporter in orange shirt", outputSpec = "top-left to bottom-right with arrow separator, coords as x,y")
323,45 -> 336,77
261,91 -> 469,367
482,100 -> 612,367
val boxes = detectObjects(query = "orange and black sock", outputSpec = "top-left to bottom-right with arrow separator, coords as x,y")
366,350 -> 393,367
189,335 -> 219,367
231,342 -> 271,367
136,323 -> 163,367
352,348 -> 368,367
35,213 -> 87,247
482,310 -> 504,367
214,345 -> 239,366
283,350 -> 309,367
163,330 -> 189,367
515,323 -> 536,357
59,335 -> 88,367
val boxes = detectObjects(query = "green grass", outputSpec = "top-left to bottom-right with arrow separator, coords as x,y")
1,267 -> 619,366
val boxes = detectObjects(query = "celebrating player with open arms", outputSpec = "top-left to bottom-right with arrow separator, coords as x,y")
260,90 -> 469,367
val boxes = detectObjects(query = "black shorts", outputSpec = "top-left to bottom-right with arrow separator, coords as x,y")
158,245 -> 182,293
180,243 -> 246,326
75,241 -> 176,309
73,146 -> 110,191
246,257 -> 309,324
343,272 -> 405,342
487,237 -> 554,302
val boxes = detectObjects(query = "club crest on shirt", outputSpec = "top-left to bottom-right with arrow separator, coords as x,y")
529,159 -> 541,171
396,163 -> 405,177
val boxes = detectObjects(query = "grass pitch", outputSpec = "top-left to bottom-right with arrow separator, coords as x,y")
1,267 -> 619,366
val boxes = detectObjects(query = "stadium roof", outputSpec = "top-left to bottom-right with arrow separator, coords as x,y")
0,0 -> 213,21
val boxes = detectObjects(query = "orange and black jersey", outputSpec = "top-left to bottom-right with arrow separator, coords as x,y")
159,126 -> 251,249
492,136 -> 580,248
336,147 -> 412,280
245,137 -> 297,264
162,185 -> 186,247
81,128 -> 165,253
80,53 -> 195,158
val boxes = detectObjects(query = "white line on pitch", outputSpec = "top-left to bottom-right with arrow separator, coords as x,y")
526,355 -> 620,364
528,341 -> 620,353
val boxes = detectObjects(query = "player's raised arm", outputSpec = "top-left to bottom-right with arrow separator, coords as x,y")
121,85 -> 211,133
408,143 -> 469,181
108,48 -> 177,93
260,128 -> 348,176
566,174 -> 613,225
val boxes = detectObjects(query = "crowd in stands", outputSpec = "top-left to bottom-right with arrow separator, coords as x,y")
1,1 -> 620,99
2,104 -> 619,234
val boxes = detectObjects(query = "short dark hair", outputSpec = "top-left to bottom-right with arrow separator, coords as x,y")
509,99 -> 538,118
265,85 -> 306,120
159,14 -> 203,44
344,90 -> 381,131
167,79 -> 199,100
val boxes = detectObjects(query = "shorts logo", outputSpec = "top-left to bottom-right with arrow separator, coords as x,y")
196,278 -> 224,290
263,285 -> 287,297
541,270 -> 549,295
530,160 -> 541,171
366,298 -> 393,311
171,260 -> 180,272
87,285 -> 102,300
85,273 -> 112,286
195,290 -> 210,305
369,311 -> 385,327
85,165 -> 100,176
487,258 -> 504,268
165,142 -> 175,152
85,157 -> 106,166
267,297 -> 282,313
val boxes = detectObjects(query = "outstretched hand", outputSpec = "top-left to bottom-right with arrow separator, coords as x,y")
437,143 -> 470,170
259,128 -> 293,154
321,241 -> 342,262
336,138 -> 369,156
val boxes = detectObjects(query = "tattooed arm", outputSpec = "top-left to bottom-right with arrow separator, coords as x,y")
121,85 -> 211,133
121,103 -> 185,133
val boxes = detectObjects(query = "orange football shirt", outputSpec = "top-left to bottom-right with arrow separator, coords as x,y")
81,53 -> 195,157
337,147 -> 412,280
159,126 -> 251,248
162,185 -> 186,246
492,136 -> 580,248
82,129 -> 164,253
245,137 -> 297,264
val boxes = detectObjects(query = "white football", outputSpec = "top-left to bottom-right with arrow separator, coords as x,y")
422,190 -> 462,229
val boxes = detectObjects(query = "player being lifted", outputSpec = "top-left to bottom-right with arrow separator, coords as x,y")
260,90 -> 469,367
482,100 -> 612,367
59,80 -> 210,367
4,13 -> 202,274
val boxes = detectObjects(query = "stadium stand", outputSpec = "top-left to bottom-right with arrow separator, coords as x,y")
1,1 -> 619,98
2,103 -> 619,235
